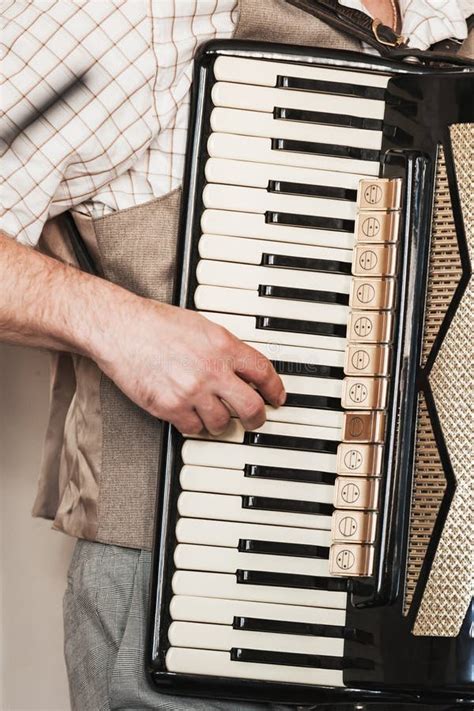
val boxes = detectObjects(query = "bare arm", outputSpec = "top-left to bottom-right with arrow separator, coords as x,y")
0,231 -> 120,354
0,232 -> 285,434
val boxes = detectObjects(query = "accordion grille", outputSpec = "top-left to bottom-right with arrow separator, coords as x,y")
403,147 -> 459,614
413,124 -> 474,636
404,395 -> 447,613
420,147 -> 463,361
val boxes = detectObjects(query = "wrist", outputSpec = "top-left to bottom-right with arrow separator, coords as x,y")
75,276 -> 136,365
84,284 -> 170,371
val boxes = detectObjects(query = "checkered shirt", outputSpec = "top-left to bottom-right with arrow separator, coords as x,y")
1,0 -> 237,245
1,0 -> 471,246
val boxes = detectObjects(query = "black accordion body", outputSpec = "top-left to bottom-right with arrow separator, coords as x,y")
147,41 -> 474,708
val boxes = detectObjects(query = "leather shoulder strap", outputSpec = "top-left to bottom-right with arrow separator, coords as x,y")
285,0 -> 474,66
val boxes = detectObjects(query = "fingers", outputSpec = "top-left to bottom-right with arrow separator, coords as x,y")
196,395 -> 232,436
173,409 -> 204,436
219,375 -> 268,431
233,342 -> 286,407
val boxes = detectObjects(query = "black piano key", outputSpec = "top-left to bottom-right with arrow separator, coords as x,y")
244,464 -> 336,485
236,569 -> 348,592
244,432 -> 339,452
258,284 -> 349,306
257,316 -> 347,338
231,647 -> 374,671
284,392 -> 342,410
270,360 -> 344,380
385,92 -> 419,112
262,253 -> 352,275
274,106 -> 383,131
242,496 -> 333,517
276,74 -> 386,102
271,137 -> 380,163
233,617 -> 373,645
383,123 -> 412,145
268,179 -> 357,201
266,209 -> 355,233
238,539 -> 329,559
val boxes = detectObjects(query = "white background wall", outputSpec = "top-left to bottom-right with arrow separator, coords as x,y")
1,345 -> 74,711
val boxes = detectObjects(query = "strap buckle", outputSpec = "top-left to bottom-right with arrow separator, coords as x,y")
372,18 -> 406,47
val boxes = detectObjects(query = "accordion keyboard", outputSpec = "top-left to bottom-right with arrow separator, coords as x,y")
166,55 -> 394,685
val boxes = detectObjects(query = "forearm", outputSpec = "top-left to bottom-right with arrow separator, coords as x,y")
0,231 -> 136,359
0,230 -> 284,433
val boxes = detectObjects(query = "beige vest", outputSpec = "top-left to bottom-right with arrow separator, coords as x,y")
33,0 -> 362,549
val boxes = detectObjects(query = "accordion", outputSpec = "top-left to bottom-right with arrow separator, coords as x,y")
147,40 -> 474,707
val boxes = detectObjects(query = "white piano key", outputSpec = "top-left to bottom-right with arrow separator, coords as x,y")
195,285 -> 349,324
191,417 -> 341,442
213,55 -> 390,89
196,260 -> 351,294
211,81 -> 385,120
196,418 -> 336,443
174,544 -> 330,577
203,311 -> 346,352
172,571 -> 347,609
281,374 -> 342,397
179,466 -> 334,503
175,519 -> 331,549
251,418 -> 337,438
202,207 -> 355,250
181,440 -> 337,473
190,418 -> 340,443
242,341 -> 345,368
185,387 -> 343,430
169,594 -> 345,626
188,406 -> 342,432
198,234 -> 352,265
211,108 -> 382,150
198,402 -> 342,431
205,157 -> 365,192
264,405 -> 343,428
203,183 -> 356,220
168,621 -> 344,657
166,647 -> 344,687
177,492 -> 331,530
208,132 -> 379,177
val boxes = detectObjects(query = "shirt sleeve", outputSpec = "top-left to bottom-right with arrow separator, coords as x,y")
0,0 -> 157,246
399,0 -> 472,50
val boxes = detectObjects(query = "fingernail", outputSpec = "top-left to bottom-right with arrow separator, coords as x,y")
210,428 -> 226,437
278,390 -> 286,406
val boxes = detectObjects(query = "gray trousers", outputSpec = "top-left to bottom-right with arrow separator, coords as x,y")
64,540 -> 301,711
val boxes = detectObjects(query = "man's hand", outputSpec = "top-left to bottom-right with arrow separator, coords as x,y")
97,300 -> 285,435
0,232 -> 285,433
